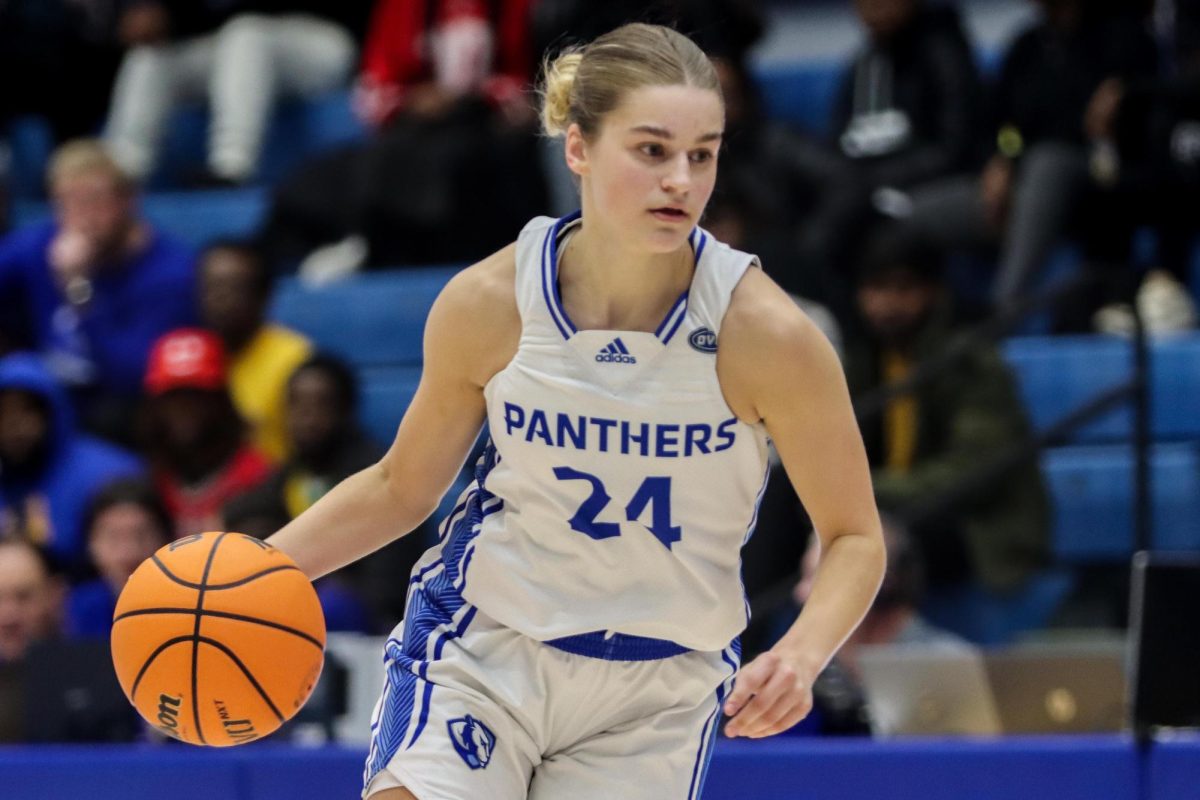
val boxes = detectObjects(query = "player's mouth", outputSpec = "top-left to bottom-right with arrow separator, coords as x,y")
649,207 -> 689,223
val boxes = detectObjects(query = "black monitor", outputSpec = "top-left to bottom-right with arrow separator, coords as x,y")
1129,552 -> 1200,734
22,638 -> 141,743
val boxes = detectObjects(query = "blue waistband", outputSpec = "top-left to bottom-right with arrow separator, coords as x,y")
544,630 -> 692,661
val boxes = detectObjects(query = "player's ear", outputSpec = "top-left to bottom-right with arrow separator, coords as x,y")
564,123 -> 590,178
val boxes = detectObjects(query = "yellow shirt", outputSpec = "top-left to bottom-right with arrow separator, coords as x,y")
229,325 -> 312,462
882,348 -> 918,473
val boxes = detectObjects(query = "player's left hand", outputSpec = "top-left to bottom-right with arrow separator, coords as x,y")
722,651 -> 815,738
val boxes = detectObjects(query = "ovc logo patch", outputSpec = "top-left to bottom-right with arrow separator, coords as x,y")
688,327 -> 717,353
448,714 -> 496,769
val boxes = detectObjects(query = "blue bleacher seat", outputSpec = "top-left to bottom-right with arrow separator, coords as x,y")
3,90 -> 365,201
1003,335 -> 1135,442
155,90 -> 365,188
269,267 -> 460,367
10,187 -> 269,250
357,364 -> 422,448
752,62 -> 842,135
4,116 -> 55,200
1042,443 -> 1200,561
1003,334 -> 1200,443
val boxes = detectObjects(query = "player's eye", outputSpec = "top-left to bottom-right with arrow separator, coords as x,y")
689,149 -> 715,165
638,142 -> 666,158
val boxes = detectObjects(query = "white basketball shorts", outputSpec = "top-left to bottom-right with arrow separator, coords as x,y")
361,555 -> 740,800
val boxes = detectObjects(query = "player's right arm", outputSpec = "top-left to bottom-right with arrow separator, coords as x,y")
266,245 -> 520,579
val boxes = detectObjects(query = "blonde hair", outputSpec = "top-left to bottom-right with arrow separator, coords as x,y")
540,23 -> 721,139
47,139 -> 134,194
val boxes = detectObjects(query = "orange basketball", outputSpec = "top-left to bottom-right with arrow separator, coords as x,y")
110,531 -> 326,747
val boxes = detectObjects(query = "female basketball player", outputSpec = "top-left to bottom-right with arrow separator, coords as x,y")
267,23 -> 885,800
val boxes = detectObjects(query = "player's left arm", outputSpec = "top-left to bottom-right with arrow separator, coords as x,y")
717,266 -> 886,738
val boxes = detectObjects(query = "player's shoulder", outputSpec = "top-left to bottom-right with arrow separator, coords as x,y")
434,242 -> 518,324
722,266 -> 822,351
425,243 -> 520,384
718,268 -> 844,421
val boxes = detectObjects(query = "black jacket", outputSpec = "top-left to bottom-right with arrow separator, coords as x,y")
993,9 -> 1158,151
831,4 -> 981,186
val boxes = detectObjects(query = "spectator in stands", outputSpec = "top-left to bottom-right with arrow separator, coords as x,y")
0,354 -> 142,574
198,241 -> 311,461
1080,0 -> 1200,334
105,0 -> 373,186
0,140 -> 197,442
770,0 -> 980,321
66,478 -> 171,638
140,329 -> 271,537
0,539 -> 64,742
224,354 -> 426,630
789,516 -> 968,735
905,0 -> 1159,323
844,225 -> 1050,595
0,539 -> 63,665
259,0 -> 546,274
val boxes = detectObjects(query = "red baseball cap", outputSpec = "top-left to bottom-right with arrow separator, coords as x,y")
144,328 -> 228,396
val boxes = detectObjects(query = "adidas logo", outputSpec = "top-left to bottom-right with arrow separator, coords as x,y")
595,337 -> 637,364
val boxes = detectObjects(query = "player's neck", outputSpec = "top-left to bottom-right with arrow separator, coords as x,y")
558,217 -> 693,333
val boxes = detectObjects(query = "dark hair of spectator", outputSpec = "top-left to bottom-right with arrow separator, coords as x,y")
855,223 -> 944,285
201,239 -> 274,298
289,353 -> 360,415
0,537 -> 63,580
83,478 -> 173,545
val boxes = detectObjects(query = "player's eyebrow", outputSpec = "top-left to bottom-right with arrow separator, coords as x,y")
630,125 -> 723,143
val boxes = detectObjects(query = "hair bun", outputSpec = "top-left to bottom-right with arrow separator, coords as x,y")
540,50 -> 584,137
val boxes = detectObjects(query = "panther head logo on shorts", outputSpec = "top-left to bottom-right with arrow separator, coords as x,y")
448,714 -> 496,769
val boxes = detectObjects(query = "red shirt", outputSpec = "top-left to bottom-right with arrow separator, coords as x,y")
156,446 -> 273,538
360,0 -> 534,115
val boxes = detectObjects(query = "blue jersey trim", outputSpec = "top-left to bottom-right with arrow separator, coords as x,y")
687,642 -> 741,800
362,444 -> 500,791
544,630 -> 691,661
541,216 -> 576,340
544,213 -> 709,343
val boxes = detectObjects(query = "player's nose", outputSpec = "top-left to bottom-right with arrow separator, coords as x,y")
661,152 -> 692,194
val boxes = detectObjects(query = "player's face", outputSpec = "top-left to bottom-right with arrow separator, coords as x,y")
569,84 -> 723,253
89,503 -> 167,591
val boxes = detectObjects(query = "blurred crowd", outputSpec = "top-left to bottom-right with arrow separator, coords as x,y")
1,0 -> 1198,742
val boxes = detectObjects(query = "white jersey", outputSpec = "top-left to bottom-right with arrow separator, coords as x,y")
442,212 -> 770,654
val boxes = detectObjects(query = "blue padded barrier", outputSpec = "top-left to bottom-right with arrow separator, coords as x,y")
10,187 -> 269,250
269,267 -> 461,367
705,736 -> 1138,800
1147,734 -> 1200,800
0,737 -> 1140,800
1042,444 -> 1200,560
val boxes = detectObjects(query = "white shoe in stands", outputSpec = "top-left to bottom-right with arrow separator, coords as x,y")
1093,271 -> 1197,336
299,235 -> 369,287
